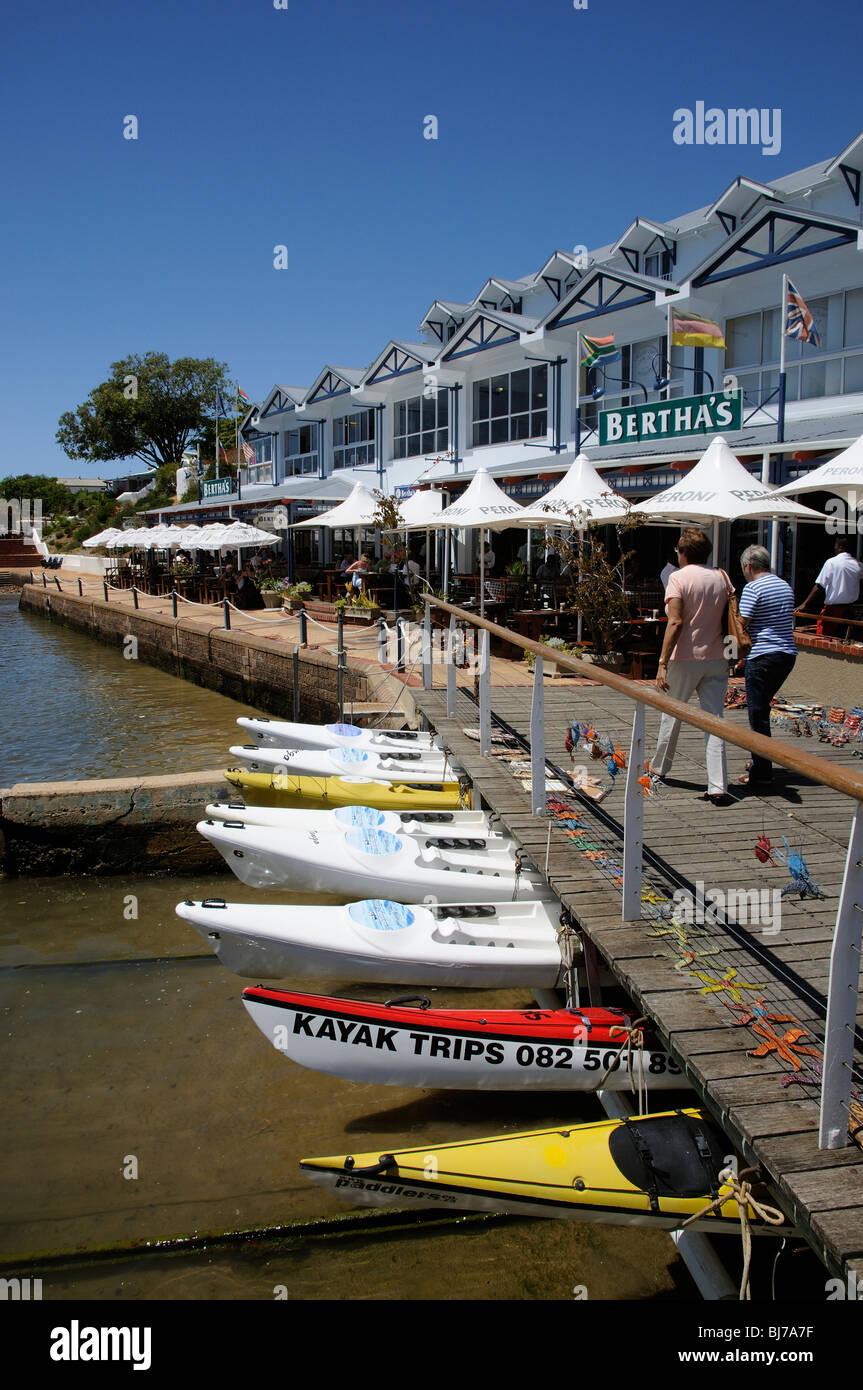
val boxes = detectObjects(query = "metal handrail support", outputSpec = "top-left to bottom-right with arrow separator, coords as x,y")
530,656 -> 546,816
446,614 -> 457,718
478,629 -> 491,755
622,704 -> 646,921
820,807 -> 863,1148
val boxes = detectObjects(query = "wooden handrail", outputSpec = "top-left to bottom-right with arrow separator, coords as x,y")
426,596 -> 863,803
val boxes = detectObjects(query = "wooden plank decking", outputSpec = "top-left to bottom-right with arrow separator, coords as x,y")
413,678 -> 863,1279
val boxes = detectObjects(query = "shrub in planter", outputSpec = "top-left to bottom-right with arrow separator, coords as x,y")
523,636 -> 584,671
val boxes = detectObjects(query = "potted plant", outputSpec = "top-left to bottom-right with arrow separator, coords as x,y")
283,580 -> 312,611
260,576 -> 288,609
546,505 -> 642,672
522,635 -> 586,674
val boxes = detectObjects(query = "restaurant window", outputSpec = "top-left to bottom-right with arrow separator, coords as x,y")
333,409 -> 375,470
252,437 -> 272,465
284,424 -> 319,476
726,289 -> 863,404
472,364 -> 547,447
393,390 -> 448,459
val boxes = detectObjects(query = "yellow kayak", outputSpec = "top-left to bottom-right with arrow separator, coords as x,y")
301,1109 -> 788,1233
223,767 -> 468,811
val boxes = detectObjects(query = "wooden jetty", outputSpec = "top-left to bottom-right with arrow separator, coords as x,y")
413,600 -> 863,1284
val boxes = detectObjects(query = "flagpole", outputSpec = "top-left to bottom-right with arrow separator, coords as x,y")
574,331 -> 581,453
215,393 -> 220,480
665,303 -> 672,400
235,381 -> 240,496
777,273 -> 788,445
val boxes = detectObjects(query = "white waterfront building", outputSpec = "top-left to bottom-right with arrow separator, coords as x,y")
153,128 -> 863,582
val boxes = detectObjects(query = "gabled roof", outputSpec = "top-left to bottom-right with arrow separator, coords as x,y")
474,274 -> 538,304
826,128 -> 863,206
440,307 -> 541,362
364,340 -> 436,386
688,203 -> 862,289
706,177 -> 782,234
419,299 -> 472,342
258,385 -> 308,418
543,265 -> 673,332
536,250 -> 588,300
610,217 -> 677,260
304,365 -> 367,404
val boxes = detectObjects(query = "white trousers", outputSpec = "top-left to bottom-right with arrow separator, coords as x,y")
651,658 -> 729,795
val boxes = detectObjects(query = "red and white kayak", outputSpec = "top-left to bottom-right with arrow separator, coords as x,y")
241,987 -> 684,1091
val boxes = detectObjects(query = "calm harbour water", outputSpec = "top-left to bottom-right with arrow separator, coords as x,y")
0,594 -> 260,783
0,592 -> 696,1300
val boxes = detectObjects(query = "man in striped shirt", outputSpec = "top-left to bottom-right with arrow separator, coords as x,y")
736,545 -> 797,788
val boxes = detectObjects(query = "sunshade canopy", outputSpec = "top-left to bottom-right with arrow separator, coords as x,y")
291,482 -> 380,530
775,432 -> 863,500
635,436 -> 825,522
515,453 -> 630,526
434,468 -> 525,532
397,488 -> 444,530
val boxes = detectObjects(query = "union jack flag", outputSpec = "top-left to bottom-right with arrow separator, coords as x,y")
785,280 -> 821,348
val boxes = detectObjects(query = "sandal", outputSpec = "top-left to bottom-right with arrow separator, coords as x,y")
698,791 -> 732,805
737,773 -> 773,788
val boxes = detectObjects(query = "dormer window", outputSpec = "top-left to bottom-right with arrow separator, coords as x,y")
644,249 -> 673,280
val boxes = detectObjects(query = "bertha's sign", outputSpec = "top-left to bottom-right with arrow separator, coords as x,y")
599,390 -> 742,446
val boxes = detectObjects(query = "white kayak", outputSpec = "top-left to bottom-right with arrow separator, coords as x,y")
237,717 -> 441,754
241,987 -> 684,1092
176,897 -> 568,987
229,743 -> 461,786
196,817 -> 546,900
204,801 -> 494,836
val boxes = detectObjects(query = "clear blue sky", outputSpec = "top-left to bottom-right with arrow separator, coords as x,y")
2,0 -> 861,481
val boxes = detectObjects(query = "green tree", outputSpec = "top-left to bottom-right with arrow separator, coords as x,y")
0,474 -> 76,514
56,352 -> 231,470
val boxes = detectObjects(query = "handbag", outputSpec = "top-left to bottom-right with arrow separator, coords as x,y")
720,570 -> 752,660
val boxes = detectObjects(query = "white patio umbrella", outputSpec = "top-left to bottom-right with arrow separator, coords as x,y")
515,452 -> 630,526
384,488 -> 445,586
290,481 -> 380,531
635,436 -> 826,525
216,521 -> 280,549
775,431 -> 863,500
434,468 -> 526,617
82,527 -> 122,548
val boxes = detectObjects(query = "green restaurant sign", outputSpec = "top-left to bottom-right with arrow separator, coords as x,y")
202,476 -> 234,500
598,389 -> 742,447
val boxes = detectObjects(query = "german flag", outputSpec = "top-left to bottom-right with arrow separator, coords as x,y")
670,309 -> 726,349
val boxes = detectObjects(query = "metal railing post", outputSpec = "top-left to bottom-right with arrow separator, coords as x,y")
396,617 -> 405,674
337,613 -> 345,720
479,628 -> 491,755
54,575 -> 61,590
378,615 -> 387,666
293,645 -> 301,721
103,580 -> 108,601
77,578 -> 83,596
422,601 -> 432,690
29,570 -> 33,584
530,656 -> 546,816
42,573 -> 46,588
172,590 -> 178,620
223,597 -> 231,630
132,586 -> 139,610
446,614 -> 457,717
622,704 -> 646,921
819,806 -> 863,1148
299,605 -> 308,648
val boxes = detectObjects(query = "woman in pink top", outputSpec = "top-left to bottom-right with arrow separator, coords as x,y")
649,528 -> 730,805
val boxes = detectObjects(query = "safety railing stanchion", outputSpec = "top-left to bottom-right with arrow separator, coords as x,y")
172,590 -> 178,620
102,580 -> 108,601
377,615 -> 387,666
422,601 -> 432,691
42,573 -> 47,588
29,570 -> 33,584
446,615 -> 457,718
299,605 -> 308,648
396,618 -> 405,674
622,704 -> 646,921
77,578 -> 83,596
292,646 -> 300,721
530,656 -> 546,816
223,598 -> 231,630
337,613 -> 345,721
479,628 -> 491,756
132,586 -> 139,610
819,805 -> 863,1148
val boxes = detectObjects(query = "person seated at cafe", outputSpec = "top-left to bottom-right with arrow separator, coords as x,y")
536,552 -> 560,584
338,552 -> 352,572
345,553 -> 370,590
234,566 -> 265,609
222,563 -> 238,595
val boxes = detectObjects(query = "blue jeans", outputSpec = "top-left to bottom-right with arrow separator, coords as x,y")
744,651 -> 796,782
